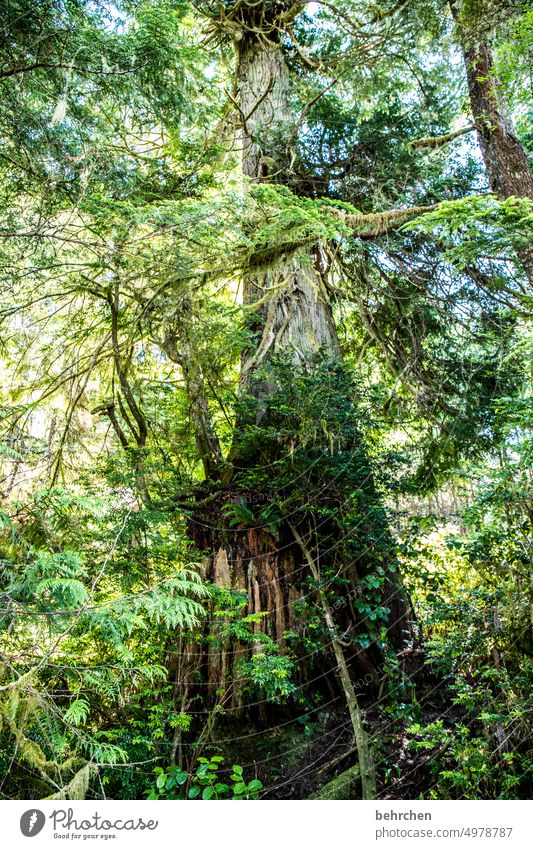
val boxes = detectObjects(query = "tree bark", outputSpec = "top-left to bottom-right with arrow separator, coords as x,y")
160,320 -> 223,481
450,1 -> 533,280
457,38 -> 533,201
236,36 -> 340,373
188,23 -> 413,707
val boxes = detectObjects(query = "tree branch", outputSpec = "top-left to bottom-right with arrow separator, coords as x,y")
331,203 -> 440,238
408,125 -> 475,151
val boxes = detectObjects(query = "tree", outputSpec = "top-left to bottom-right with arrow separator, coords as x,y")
183,0 -> 421,691
450,0 -> 533,279
1,0 -> 532,802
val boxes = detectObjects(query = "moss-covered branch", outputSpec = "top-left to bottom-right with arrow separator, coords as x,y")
331,203 -> 441,238
408,125 -> 475,151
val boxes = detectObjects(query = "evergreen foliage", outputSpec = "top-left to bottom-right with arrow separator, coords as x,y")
0,0 -> 531,801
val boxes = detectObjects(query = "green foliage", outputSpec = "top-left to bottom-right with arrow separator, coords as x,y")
0,488 -> 210,798
0,0 -> 532,805
406,195 -> 533,280
208,586 -> 297,702
238,653 -> 297,702
148,758 -> 263,800
401,491 -> 533,798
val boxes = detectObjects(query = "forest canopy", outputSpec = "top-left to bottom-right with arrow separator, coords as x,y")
0,0 -> 531,801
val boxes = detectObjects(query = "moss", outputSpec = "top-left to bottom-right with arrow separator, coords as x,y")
309,764 -> 361,799
408,126 -> 475,151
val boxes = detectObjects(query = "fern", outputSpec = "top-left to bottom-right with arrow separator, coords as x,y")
81,736 -> 128,765
64,699 -> 90,727
222,500 -> 255,527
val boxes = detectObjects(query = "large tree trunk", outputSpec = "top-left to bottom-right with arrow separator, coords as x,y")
450,1 -> 533,280
236,36 -> 340,369
187,26 -> 413,709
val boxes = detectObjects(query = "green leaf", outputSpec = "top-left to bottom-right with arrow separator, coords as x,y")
214,783 -> 229,794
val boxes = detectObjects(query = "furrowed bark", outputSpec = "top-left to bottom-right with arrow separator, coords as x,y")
186,12 -> 414,708
236,35 -> 340,377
